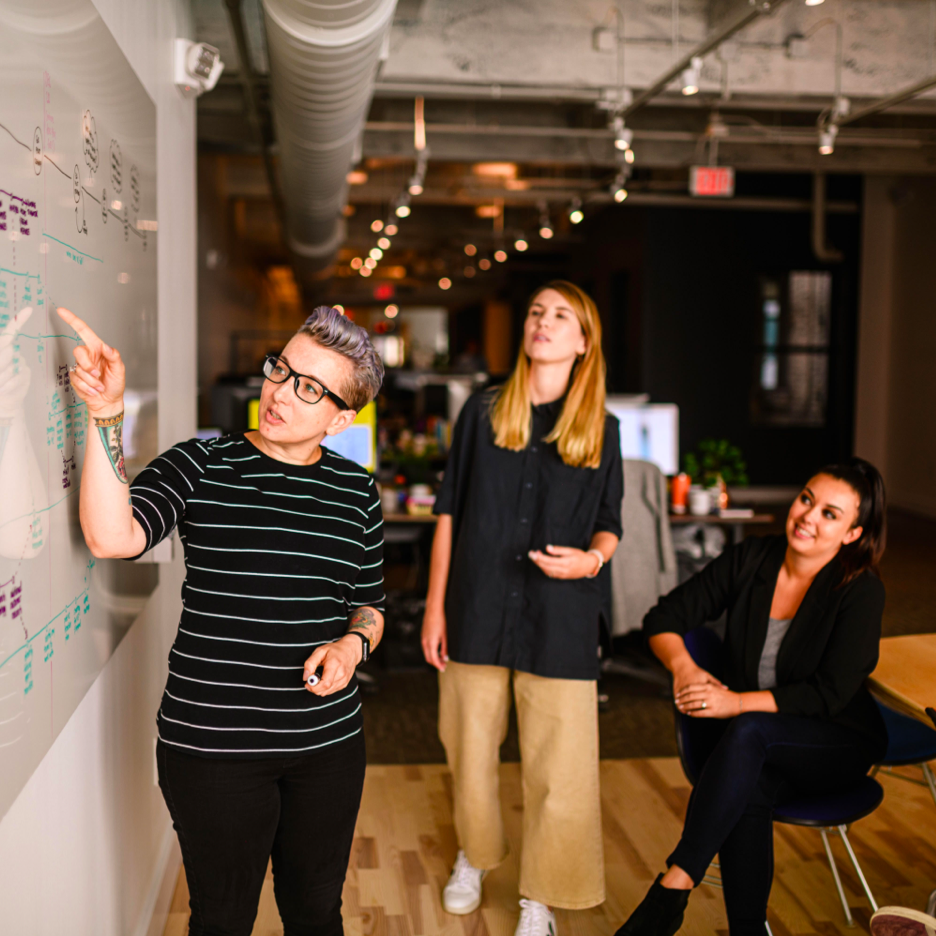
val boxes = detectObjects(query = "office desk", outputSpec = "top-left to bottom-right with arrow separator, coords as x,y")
670,513 -> 776,544
868,634 -> 936,726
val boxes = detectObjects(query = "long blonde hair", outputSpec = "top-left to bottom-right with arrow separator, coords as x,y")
491,280 -> 607,468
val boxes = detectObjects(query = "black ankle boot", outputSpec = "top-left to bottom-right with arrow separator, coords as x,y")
614,874 -> 691,936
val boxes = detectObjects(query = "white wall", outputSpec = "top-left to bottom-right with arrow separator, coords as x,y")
0,1 -> 197,934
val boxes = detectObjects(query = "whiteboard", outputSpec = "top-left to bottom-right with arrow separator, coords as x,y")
0,0 -> 158,820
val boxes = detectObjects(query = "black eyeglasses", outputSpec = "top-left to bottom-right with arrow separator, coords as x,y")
262,355 -> 352,411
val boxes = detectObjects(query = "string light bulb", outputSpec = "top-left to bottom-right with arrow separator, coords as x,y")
377,237 -> 391,250
494,249 -> 508,262
370,219 -> 384,233
369,247 -> 383,260
350,257 -> 363,270
514,238 -> 528,252
384,304 -> 399,318
464,244 -> 477,256
611,173 -> 628,203
438,277 -> 452,290
385,224 -> 398,236
568,198 -> 584,225
479,258 -> 491,270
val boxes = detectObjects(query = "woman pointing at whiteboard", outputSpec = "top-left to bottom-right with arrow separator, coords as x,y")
59,305 -> 385,936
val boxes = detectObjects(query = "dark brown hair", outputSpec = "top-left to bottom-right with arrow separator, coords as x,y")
816,457 -> 887,585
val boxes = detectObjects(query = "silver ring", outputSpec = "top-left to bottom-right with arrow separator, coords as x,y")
701,702 -> 707,709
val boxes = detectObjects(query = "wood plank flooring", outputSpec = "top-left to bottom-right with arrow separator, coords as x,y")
163,759 -> 936,936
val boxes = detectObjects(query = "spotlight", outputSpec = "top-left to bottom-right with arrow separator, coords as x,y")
364,257 -> 377,269
568,198 -> 584,225
681,56 -> 703,96
369,247 -> 383,260
494,249 -> 508,262
371,219 -> 384,233
385,224 -> 398,236
350,257 -> 363,270
611,174 -> 628,202
479,258 -> 492,270
377,236 -> 391,250
464,244 -> 477,256
439,277 -> 452,290
384,304 -> 399,318
818,124 -> 838,155
612,116 -> 634,152
537,203 -> 553,239
514,238 -> 529,252
360,266 -> 372,277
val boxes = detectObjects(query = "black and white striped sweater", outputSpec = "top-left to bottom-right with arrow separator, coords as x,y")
128,434 -> 384,757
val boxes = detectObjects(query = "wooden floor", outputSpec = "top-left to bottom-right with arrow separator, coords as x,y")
164,758 -> 936,936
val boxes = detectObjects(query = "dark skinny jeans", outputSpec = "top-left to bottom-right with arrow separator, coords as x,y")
667,712 -> 879,935
157,734 -> 365,936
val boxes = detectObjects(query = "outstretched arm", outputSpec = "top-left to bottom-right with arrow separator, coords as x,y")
57,307 -> 147,559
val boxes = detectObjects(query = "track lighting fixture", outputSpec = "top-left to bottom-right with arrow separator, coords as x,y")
818,124 -> 838,155
681,56 -> 703,95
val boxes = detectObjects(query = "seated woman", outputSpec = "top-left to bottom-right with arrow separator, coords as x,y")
616,459 -> 888,936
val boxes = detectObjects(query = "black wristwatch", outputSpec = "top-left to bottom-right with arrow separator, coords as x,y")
346,631 -> 370,664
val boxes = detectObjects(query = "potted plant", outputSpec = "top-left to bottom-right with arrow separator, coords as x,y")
683,439 -> 749,509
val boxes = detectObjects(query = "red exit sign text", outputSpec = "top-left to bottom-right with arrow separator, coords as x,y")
690,166 -> 735,198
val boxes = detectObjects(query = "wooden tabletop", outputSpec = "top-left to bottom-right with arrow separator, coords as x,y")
868,634 -> 936,725
383,513 -> 438,523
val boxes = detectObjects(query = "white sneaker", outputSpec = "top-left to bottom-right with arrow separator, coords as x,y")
515,899 -> 556,936
442,850 -> 485,915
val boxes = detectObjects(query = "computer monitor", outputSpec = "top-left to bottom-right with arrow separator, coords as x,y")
319,401 -> 377,472
245,399 -> 377,472
605,397 -> 679,476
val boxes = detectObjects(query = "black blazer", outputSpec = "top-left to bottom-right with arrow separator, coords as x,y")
643,534 -> 887,756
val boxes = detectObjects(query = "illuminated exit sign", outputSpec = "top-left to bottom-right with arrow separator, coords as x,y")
690,166 -> 735,198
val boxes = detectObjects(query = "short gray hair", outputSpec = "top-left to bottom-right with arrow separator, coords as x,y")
297,306 -> 384,411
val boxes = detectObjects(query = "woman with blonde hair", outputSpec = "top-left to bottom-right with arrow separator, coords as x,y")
421,282 -> 624,935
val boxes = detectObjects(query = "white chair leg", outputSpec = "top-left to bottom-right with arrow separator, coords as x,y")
820,828 -> 856,927
838,825 -> 879,912
923,762 -> 936,809
765,922 -> 774,936
927,888 -> 936,917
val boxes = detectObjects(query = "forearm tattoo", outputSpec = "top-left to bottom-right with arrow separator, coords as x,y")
93,412 -> 128,484
348,606 -> 381,651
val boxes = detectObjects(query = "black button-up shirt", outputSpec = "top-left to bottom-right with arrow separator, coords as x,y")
434,390 -> 624,680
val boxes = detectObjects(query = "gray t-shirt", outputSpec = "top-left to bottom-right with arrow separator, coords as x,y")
757,617 -> 793,690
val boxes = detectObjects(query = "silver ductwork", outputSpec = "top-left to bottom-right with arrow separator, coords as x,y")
262,0 -> 397,281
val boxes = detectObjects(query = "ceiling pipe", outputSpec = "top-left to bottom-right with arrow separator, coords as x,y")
812,172 -> 843,262
837,73 -> 936,126
620,0 -> 793,121
262,0 -> 398,284
222,0 -> 286,234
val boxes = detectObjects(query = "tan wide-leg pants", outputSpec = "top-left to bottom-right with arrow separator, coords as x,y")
438,660 -> 605,909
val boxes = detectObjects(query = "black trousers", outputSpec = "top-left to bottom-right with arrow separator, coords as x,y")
667,712 -> 878,936
157,734 -> 366,936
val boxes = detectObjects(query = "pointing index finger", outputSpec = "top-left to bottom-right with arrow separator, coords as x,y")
57,307 -> 102,349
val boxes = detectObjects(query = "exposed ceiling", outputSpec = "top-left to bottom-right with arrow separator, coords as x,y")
193,0 -> 936,299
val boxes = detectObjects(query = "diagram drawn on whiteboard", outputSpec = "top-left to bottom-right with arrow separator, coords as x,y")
0,0 -> 158,821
